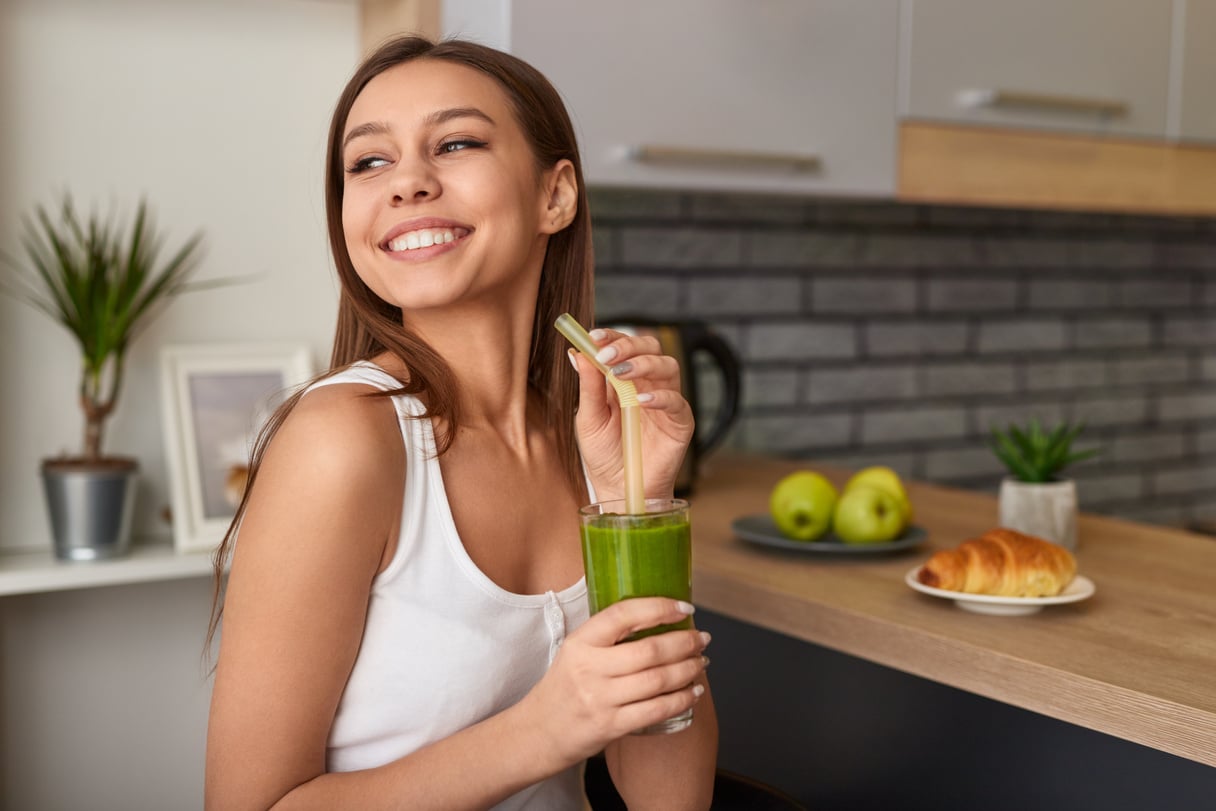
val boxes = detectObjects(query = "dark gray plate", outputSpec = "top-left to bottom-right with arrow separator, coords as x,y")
731,514 -> 928,555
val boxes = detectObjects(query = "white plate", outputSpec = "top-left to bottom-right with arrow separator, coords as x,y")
905,566 -> 1096,615
731,514 -> 927,555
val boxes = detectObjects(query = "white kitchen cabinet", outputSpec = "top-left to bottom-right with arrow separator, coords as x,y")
1179,0 -> 1216,142
903,0 -> 1173,139
443,0 -> 900,196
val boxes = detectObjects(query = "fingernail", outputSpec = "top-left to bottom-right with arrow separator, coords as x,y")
594,345 -> 617,365
589,328 -> 609,341
567,348 -> 579,371
636,392 -> 655,403
610,361 -> 633,376
676,600 -> 696,615
692,684 -> 705,698
701,655 -> 711,668
698,630 -> 711,646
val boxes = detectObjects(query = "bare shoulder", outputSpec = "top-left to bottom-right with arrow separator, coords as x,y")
239,380 -> 406,571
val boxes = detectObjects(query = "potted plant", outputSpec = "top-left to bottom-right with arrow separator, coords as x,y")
1,195 -> 209,561
990,419 -> 1100,550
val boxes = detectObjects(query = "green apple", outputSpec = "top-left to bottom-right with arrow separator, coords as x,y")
832,485 -> 905,544
844,466 -> 912,529
769,471 -> 838,541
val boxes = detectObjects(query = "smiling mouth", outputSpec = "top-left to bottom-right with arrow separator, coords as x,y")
383,227 -> 471,253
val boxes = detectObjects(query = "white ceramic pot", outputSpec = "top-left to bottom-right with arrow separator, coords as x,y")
998,477 -> 1077,550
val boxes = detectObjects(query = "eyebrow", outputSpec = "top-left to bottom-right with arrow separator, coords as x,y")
342,107 -> 497,150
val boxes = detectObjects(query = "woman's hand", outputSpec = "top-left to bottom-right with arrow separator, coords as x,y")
520,598 -> 709,767
571,328 -> 695,501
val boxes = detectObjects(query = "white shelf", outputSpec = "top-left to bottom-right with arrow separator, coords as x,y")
0,542 -> 215,597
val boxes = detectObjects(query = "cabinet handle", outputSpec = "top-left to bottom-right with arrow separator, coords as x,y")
954,88 -> 1128,118
626,144 -> 822,173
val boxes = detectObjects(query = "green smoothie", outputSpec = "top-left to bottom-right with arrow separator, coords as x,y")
579,502 -> 692,639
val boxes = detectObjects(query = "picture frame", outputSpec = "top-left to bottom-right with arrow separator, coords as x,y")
160,342 -> 314,554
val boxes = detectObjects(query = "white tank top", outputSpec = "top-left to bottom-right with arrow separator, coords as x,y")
315,362 -> 591,809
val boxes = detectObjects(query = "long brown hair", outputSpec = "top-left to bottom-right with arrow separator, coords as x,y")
206,36 -> 594,652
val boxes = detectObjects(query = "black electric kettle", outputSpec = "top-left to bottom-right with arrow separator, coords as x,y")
597,316 -> 742,496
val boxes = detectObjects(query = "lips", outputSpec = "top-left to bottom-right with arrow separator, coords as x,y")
379,218 -> 472,254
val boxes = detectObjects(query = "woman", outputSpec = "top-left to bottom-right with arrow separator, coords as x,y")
204,35 -> 717,810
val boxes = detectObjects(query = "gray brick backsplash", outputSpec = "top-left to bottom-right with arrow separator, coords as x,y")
865,321 -> 968,357
1162,317 -> 1216,347
1073,317 -> 1153,349
591,190 -> 1216,527
977,318 -> 1067,353
862,235 -> 978,268
806,366 -> 918,405
811,278 -> 917,314
1158,391 -> 1216,422
687,277 -> 801,316
748,322 -> 857,361
1070,396 -> 1150,427
1025,359 -> 1107,391
975,402 -> 1068,433
812,452 -> 917,478
923,445 -> 1007,479
742,369 -> 800,408
588,189 -> 683,219
1152,463 -> 1216,495
1027,280 -> 1112,310
748,232 -> 859,267
1157,241 -> 1216,270
922,362 -> 1017,397
1114,279 -> 1195,308
1111,431 -> 1188,463
621,227 -> 742,268
861,406 -> 967,444
690,194 -> 808,224
741,413 -> 853,452
927,279 -> 1018,312
596,277 -> 680,318
1111,354 -> 1192,386
983,238 -> 1071,268
1074,472 -> 1145,504
1068,239 -> 1155,268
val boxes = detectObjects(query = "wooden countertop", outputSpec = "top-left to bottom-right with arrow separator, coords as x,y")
688,453 -> 1216,769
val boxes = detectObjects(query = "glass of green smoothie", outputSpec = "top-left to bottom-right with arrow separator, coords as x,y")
579,497 -> 693,735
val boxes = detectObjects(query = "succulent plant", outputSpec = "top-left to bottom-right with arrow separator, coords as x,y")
990,418 -> 1100,483
1,194 -> 214,461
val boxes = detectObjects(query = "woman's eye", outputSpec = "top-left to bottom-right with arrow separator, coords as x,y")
347,156 -> 389,173
438,138 -> 487,154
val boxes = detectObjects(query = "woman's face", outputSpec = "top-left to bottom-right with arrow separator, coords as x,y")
340,58 -> 571,315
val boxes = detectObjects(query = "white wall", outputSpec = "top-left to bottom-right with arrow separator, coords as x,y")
0,0 -> 359,553
0,2 -> 362,808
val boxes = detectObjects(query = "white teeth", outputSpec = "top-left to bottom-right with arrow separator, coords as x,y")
387,228 -> 459,252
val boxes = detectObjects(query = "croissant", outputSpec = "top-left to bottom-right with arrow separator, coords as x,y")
917,528 -> 1077,597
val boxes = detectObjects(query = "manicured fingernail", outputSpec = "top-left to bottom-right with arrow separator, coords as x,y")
594,345 -> 617,365
610,361 -> 633,376
636,392 -> 655,403
701,655 -> 711,668
567,348 -> 579,371
698,630 -> 711,646
692,684 -> 706,698
589,328 -> 609,341
676,600 -> 696,615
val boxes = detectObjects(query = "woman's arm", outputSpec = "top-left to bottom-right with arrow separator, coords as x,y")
206,384 -> 709,810
570,330 -> 720,810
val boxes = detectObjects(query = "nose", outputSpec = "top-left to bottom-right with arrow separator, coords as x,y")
389,157 -> 439,204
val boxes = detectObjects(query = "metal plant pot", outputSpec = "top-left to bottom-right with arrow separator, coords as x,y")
998,477 -> 1078,550
41,458 -> 139,561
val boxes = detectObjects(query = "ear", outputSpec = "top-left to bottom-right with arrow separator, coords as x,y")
539,159 -> 578,234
